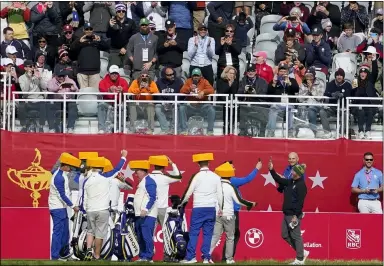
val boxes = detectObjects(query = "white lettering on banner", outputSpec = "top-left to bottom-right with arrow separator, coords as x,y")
153,230 -> 163,243
245,228 -> 264,248
301,230 -> 323,248
346,229 -> 361,249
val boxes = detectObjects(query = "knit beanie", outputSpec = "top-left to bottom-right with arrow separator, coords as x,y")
293,164 -> 306,176
58,48 -> 68,59
290,7 -> 301,17
321,18 -> 332,29
334,68 -> 345,78
116,3 -> 127,12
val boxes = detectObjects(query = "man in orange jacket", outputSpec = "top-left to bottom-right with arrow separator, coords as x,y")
179,68 -> 215,135
128,69 -> 159,134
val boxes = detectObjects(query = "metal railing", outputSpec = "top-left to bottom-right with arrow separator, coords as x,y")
1,72 -> 12,130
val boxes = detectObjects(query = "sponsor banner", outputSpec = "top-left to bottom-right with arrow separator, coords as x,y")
1,131 -> 382,212
4,208 -> 381,261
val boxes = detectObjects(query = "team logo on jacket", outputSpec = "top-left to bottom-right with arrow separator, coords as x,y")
346,229 -> 361,249
245,228 -> 264,248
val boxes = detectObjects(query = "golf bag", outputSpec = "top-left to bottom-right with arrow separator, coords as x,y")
162,195 -> 189,262
112,194 -> 140,261
70,211 -> 115,260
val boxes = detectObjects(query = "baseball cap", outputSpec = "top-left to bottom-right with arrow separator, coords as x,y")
246,63 -> 256,72
2,58 -> 14,66
165,19 -> 175,29
5,45 -> 17,55
24,60 -> 34,67
254,51 -> 267,59
84,22 -> 93,30
109,65 -> 120,74
278,62 -> 289,70
55,66 -> 69,76
197,23 -> 207,30
311,26 -> 323,35
140,18 -> 150,26
285,28 -> 296,38
191,68 -> 202,76
63,24 -> 73,32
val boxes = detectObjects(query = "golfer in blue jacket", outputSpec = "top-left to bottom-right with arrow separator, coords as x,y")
221,160 -> 262,261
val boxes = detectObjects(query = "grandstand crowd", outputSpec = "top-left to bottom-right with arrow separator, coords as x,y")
0,1 -> 383,139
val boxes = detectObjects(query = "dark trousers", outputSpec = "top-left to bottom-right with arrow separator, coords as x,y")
208,24 -> 225,47
47,102 -> 78,131
175,29 -> 193,51
17,102 -> 46,127
239,105 -> 269,137
222,211 -> 240,261
281,214 -> 304,261
189,65 -> 214,86
357,107 -> 375,132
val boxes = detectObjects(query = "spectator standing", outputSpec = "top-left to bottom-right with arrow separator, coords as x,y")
155,67 -> 184,134
57,25 -> 79,61
0,3 -> 31,47
337,23 -> 361,53
30,1 -> 62,47
127,2 -> 145,30
98,65 -> 129,134
232,12 -> 253,53
307,1 -> 341,35
371,8 -> 383,33
59,1 -> 85,37
157,19 -> 187,78
341,1 -> 369,34
32,35 -> 57,70
254,51 -> 274,84
351,152 -> 383,214
276,152 -> 306,193
1,27 -> 31,60
179,68 -> 216,135
275,28 -> 306,65
279,2 -> 310,22
207,2 -> 235,45
254,2 -> 271,33
71,22 -> 109,89
321,18 -> 339,50
187,23 -> 215,86
193,1 -> 206,35
143,1 -> 167,37
127,18 -> 158,80
83,2 -> 115,39
305,26 -> 331,75
107,3 -> 137,68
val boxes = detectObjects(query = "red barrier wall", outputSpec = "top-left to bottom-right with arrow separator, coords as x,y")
1,131 -> 382,212
1,208 -> 382,261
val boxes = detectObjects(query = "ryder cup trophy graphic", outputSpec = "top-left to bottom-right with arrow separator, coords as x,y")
7,148 -> 52,207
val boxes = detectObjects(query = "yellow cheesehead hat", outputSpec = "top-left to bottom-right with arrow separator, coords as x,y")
103,157 -> 113,172
149,155 -> 168,167
78,152 -> 99,160
129,160 -> 150,170
215,162 -> 235,178
60,153 -> 81,168
87,157 -> 106,168
192,153 -> 214,163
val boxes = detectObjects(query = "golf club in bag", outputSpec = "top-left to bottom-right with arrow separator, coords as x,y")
162,195 -> 189,262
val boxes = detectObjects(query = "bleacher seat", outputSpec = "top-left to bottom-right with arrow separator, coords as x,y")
260,15 -> 282,34
332,53 -> 358,76
77,87 -> 99,117
100,58 -> 109,78
181,58 -> 190,80
246,27 -> 255,48
315,71 -> 327,86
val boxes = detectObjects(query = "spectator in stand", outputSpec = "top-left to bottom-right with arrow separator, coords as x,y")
128,70 -> 159,134
18,60 -> 47,133
127,18 -> 158,80
234,2 -> 253,17
321,18 -> 339,50
34,50 -> 52,72
338,23 -> 363,53
356,28 -> 383,59
71,22 -> 109,89
32,35 -> 57,70
321,68 -> 352,138
351,152 -> 383,214
307,1 -> 341,36
273,7 -> 311,44
253,51 -> 273,84
0,58 -> 19,99
361,46 -> 382,94
237,63 -> 268,137
155,67 -> 184,134
305,26 -> 331,75
207,2 -> 236,46
279,2 -> 310,22
59,2 -> 85,37
54,49 -> 77,82
0,2 -> 31,48
266,62 -> 299,138
179,68 -> 215,135
232,12 -> 253,53
297,67 -> 326,138
98,65 -> 129,134
216,24 -> 241,80
254,2 -> 271,33
143,1 -> 167,37
193,1 -> 206,35
57,25 -> 79,62
33,51 -> 53,89
157,19 -> 187,78
1,27 -> 31,60
107,3 -> 136,68
274,50 -> 306,86
371,8 -> 383,33
187,23 -> 215,86
351,65 -> 378,140
127,2 -> 145,30
30,2 -> 62,47
341,2 -> 369,34
83,2 -> 115,40
2,45 -> 25,77
46,67 -> 79,133
162,1 -> 196,44
275,28 -> 306,65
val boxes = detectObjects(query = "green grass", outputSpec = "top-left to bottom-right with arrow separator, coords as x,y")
1,260 -> 383,265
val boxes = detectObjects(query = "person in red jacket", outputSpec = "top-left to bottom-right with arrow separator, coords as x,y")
254,51 -> 274,84
97,65 -> 129,133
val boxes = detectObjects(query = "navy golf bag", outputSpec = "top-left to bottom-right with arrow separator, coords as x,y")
112,193 -> 140,261
162,195 -> 189,262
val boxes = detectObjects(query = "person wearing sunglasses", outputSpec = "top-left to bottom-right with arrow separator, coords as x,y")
351,152 -> 383,214
32,35 -> 56,70
57,24 -> 78,61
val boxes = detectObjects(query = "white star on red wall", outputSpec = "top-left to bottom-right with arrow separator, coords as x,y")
261,172 -> 276,187
309,171 -> 328,189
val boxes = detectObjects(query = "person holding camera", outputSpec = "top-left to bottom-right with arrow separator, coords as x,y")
341,1 -> 369,34
307,2 -> 341,35
275,49 -> 306,86
237,63 -> 268,137
268,158 -> 309,265
18,60 -> 47,133
266,62 -> 299,138
275,28 -> 306,66
351,152 -> 383,214
71,22 -> 109,89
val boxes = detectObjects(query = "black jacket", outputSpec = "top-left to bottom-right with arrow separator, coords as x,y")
107,17 -> 137,50
267,77 -> 299,103
215,38 -> 242,68
275,41 -> 305,65
157,33 -> 187,67
238,76 -> 268,102
270,168 -> 307,217
324,80 -> 352,104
